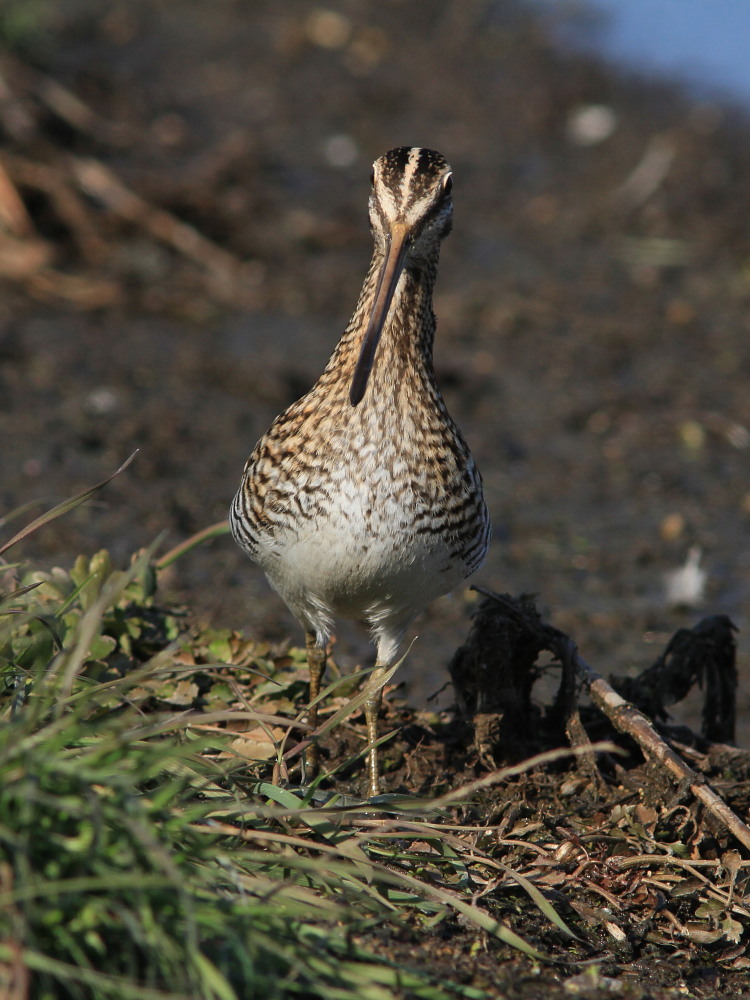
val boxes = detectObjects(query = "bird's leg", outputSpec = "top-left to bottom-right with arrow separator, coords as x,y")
363,664 -> 389,797
303,630 -> 326,783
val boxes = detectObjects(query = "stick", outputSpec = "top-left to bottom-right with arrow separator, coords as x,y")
567,639 -> 750,850
571,641 -> 750,851
70,157 -> 252,297
473,589 -> 750,852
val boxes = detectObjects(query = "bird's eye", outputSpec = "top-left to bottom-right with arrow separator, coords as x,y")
442,173 -> 453,195
370,167 -> 375,185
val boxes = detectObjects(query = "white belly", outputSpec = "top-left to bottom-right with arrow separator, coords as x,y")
259,479 -> 462,619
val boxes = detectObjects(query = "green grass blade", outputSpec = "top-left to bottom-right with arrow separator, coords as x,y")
155,520 -> 231,570
0,450 -> 138,555
496,862 -> 581,940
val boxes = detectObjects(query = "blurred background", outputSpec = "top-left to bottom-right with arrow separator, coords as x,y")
3,0 -> 750,738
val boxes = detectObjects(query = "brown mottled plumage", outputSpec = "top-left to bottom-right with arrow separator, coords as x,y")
231,147 -> 490,796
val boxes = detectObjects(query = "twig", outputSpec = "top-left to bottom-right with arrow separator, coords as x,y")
0,157 -> 33,236
70,156 -> 253,301
3,152 -> 109,262
474,589 -> 750,852
0,51 -> 132,146
0,62 -> 36,141
572,644 -> 750,852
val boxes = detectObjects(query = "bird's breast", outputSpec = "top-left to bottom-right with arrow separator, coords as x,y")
233,382 -> 489,627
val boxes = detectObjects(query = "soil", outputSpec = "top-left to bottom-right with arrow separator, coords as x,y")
2,2 -> 750,996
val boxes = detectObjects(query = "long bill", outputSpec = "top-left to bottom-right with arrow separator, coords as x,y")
349,223 -> 411,406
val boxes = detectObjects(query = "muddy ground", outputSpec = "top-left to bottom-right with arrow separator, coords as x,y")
2,2 -> 750,995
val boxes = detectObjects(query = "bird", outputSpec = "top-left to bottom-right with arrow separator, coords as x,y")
231,146 -> 490,796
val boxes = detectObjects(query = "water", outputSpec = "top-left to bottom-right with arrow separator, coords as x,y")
539,0 -> 750,105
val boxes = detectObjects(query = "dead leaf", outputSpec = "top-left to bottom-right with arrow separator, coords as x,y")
229,726 -> 287,761
157,679 -> 199,706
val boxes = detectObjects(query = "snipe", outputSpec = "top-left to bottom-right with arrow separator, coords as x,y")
231,147 -> 490,796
